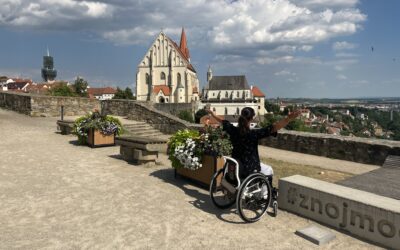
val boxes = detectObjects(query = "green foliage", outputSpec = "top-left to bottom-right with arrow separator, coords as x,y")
168,129 -> 201,169
48,83 -> 76,97
73,77 -> 88,97
200,126 -> 233,157
73,112 -> 123,144
194,109 -> 208,123
265,100 -> 280,114
113,87 -> 135,100
178,110 -> 194,123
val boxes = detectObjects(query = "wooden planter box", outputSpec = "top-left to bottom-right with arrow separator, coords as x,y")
87,129 -> 115,148
175,154 -> 225,188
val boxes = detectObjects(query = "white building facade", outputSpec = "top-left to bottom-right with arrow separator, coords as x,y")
136,29 -> 199,103
200,67 -> 267,120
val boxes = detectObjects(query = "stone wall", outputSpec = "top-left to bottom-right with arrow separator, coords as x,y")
101,99 -> 202,134
260,130 -> 400,165
153,102 -> 198,116
0,91 -> 31,115
0,91 -> 100,117
30,95 -> 100,117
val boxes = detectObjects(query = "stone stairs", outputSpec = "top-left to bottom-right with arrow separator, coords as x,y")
121,121 -> 168,139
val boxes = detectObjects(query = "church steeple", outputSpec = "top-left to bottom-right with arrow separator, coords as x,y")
179,27 -> 190,61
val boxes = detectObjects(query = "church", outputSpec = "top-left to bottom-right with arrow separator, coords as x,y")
136,28 -> 200,103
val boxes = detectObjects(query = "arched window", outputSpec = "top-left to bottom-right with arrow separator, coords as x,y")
225,107 -> 228,115
236,91 -> 239,98
177,73 -> 181,85
160,72 -> 166,80
236,107 -> 240,114
225,91 -> 228,98
145,73 -> 150,85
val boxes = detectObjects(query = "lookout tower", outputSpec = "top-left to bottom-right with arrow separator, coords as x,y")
41,47 -> 57,82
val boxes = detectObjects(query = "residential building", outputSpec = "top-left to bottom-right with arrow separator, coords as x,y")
87,87 -> 117,100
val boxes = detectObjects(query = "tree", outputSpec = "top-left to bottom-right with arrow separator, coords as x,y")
195,109 -> 208,123
264,100 -> 280,114
48,83 -> 76,97
73,77 -> 88,97
113,87 -> 135,100
178,110 -> 194,123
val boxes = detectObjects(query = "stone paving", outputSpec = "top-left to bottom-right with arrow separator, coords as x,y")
0,109 -> 382,249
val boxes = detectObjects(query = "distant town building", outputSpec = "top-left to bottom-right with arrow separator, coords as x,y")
200,67 -> 267,118
41,48 -> 57,83
87,87 -> 117,100
136,28 -> 200,103
5,78 -> 33,92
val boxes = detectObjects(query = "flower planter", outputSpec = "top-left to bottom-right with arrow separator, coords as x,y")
175,154 -> 225,188
87,129 -> 115,148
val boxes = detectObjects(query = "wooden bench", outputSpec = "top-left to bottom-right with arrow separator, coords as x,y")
382,155 -> 400,169
115,136 -> 167,164
57,120 -> 74,135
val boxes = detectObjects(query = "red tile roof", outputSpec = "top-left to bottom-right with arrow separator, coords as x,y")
153,85 -> 171,96
87,87 -> 117,95
251,86 -> 265,97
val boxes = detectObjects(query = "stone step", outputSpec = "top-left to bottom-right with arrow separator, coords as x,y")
125,130 -> 162,136
124,126 -> 158,132
123,132 -> 165,138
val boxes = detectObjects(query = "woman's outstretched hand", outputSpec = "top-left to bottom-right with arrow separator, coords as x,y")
272,109 -> 304,133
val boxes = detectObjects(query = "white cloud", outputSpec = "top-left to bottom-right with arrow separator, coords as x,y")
333,41 -> 358,50
337,74 -> 347,80
275,70 -> 296,76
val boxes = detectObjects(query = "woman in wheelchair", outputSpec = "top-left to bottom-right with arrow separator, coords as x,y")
207,107 -> 302,221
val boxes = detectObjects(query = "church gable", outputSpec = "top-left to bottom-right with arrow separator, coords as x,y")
139,32 -> 188,68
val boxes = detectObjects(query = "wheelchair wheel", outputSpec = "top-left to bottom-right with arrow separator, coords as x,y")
210,169 -> 236,209
236,173 -> 271,222
272,201 -> 278,217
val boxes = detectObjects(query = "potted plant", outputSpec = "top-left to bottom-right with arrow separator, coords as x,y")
73,111 -> 123,147
168,127 -> 232,187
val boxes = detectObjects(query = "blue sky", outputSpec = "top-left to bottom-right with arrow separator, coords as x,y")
1,0 -> 399,98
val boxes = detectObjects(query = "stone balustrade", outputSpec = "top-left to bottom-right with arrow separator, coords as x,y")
260,130 -> 400,165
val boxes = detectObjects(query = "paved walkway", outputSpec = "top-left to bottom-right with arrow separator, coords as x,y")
0,109 -> 381,249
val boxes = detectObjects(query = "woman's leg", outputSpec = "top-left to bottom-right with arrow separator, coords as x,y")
260,163 -> 273,176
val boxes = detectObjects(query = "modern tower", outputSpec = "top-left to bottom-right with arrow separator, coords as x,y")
41,47 -> 57,82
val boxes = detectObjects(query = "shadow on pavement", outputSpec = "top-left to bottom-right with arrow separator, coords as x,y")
150,168 -> 245,224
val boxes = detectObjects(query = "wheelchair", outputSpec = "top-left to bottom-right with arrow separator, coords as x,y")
209,156 -> 278,222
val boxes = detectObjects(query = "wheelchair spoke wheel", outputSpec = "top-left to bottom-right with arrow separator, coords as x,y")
237,173 -> 271,222
210,169 -> 236,209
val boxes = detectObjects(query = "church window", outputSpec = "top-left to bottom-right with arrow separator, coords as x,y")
225,92 -> 228,98
161,72 -> 166,80
225,107 -> 228,115
146,73 -> 150,84
213,107 -> 216,112
177,73 -> 181,85
236,108 -> 240,114
236,91 -> 239,98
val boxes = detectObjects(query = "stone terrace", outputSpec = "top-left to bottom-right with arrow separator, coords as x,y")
0,109 -> 381,249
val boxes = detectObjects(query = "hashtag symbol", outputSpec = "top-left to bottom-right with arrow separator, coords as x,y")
287,187 -> 297,204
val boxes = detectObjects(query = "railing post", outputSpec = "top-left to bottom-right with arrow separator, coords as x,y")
60,105 -> 64,121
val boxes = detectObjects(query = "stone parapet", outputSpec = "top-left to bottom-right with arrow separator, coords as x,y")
0,91 -> 100,117
101,99 -> 202,134
279,175 -> 400,249
260,130 -> 400,165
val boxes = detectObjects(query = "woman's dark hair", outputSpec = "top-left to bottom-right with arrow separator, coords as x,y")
238,107 -> 255,135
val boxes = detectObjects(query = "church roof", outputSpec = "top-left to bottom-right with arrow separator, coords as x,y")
179,28 -> 190,60
153,85 -> 171,96
208,75 -> 250,90
251,86 -> 265,97
170,39 -> 196,73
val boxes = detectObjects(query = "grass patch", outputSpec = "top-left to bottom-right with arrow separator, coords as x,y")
261,157 -> 354,188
